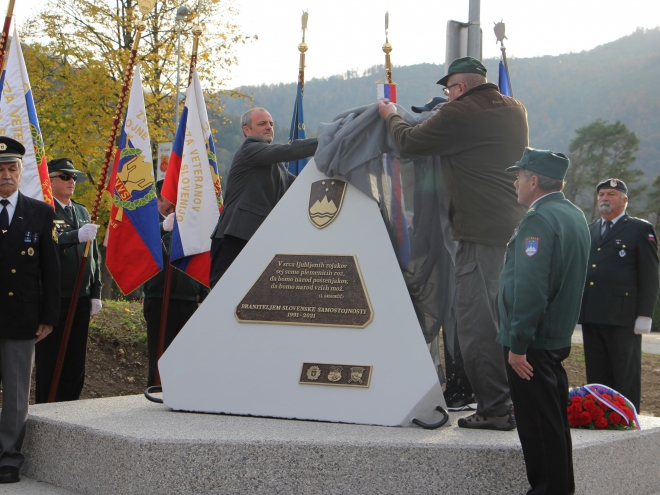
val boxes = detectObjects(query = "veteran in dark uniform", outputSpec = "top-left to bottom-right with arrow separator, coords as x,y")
579,179 -> 659,412
35,158 -> 101,403
210,107 -> 318,288
0,137 -> 60,483
143,181 -> 209,386
497,149 -> 590,495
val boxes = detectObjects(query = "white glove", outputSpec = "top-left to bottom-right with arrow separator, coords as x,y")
78,223 -> 100,243
162,213 -> 175,232
91,299 -> 102,316
634,316 -> 652,335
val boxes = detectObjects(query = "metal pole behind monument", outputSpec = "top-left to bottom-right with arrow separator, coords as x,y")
47,1 -> 156,403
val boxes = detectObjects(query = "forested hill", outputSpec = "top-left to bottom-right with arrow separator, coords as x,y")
219,27 -> 660,177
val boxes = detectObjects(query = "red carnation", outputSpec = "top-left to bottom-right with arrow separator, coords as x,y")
579,411 -> 592,425
571,396 -> 583,404
621,407 -> 634,419
568,414 -> 579,427
570,403 -> 582,414
595,417 -> 608,429
609,412 -> 622,425
583,400 -> 596,412
592,407 -> 605,419
585,394 -> 596,400
613,396 -> 626,405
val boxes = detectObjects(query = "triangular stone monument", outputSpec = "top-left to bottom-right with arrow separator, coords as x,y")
159,160 -> 446,426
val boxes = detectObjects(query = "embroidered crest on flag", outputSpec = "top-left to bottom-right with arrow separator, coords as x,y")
525,237 -> 540,257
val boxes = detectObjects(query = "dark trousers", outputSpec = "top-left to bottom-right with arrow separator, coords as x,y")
210,234 -> 248,288
504,346 -> 574,495
144,298 -> 198,387
35,296 -> 91,403
582,323 -> 642,411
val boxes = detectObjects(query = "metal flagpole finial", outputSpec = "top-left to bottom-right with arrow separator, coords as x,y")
493,20 -> 507,46
137,0 -> 157,17
299,10 -> 308,52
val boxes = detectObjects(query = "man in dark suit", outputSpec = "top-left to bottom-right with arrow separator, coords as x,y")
210,107 -> 318,287
0,137 -> 60,483
579,179 -> 659,411
35,158 -> 101,403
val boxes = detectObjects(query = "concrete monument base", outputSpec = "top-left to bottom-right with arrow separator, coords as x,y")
21,395 -> 660,495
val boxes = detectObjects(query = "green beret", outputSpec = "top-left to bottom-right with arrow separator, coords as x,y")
506,148 -> 570,180
437,56 -> 487,86
47,158 -> 87,184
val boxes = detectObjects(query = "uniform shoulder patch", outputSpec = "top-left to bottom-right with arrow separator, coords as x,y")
649,233 -> 656,242
524,237 -> 540,257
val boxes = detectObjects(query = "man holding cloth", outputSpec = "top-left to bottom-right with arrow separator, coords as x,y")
497,149 -> 589,494
379,56 -> 528,429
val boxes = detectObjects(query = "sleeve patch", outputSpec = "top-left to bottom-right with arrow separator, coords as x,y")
524,237 -> 540,257
649,233 -> 656,242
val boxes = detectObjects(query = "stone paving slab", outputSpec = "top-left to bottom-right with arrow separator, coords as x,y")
19,395 -> 660,495
0,476 -> 80,494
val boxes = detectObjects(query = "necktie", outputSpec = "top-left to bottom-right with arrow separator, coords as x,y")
0,199 -> 9,231
65,205 -> 73,217
602,220 -> 612,240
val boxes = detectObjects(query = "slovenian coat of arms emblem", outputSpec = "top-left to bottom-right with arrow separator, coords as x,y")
308,179 -> 347,229
525,237 -> 540,257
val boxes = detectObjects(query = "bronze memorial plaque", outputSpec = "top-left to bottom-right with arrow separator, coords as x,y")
235,254 -> 373,327
299,363 -> 372,388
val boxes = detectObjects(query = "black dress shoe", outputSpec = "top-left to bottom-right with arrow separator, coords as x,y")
0,465 -> 20,483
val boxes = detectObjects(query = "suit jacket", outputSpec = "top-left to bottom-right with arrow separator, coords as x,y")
579,213 -> 659,327
0,192 -> 60,339
53,199 -> 101,299
212,136 -> 318,241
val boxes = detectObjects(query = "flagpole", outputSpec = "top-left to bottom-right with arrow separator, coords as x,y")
383,12 -> 393,85
494,21 -> 513,97
154,24 -> 203,386
0,0 -> 15,71
47,14 -> 151,402
298,11 -> 308,94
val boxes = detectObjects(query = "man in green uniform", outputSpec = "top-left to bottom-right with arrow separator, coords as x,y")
35,158 -> 101,403
497,148 -> 590,494
143,180 -> 209,386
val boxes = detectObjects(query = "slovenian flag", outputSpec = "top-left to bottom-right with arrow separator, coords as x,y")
286,81 -> 308,175
382,153 -> 410,266
0,26 -> 54,207
498,60 -> 512,97
377,83 -> 397,103
106,64 -> 163,294
161,67 -> 222,288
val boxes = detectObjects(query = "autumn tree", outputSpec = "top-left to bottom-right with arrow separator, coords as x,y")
564,119 -> 643,221
23,0 -> 252,174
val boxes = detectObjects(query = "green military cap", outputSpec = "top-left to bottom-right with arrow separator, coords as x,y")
0,136 -> 25,163
437,56 -> 487,86
506,148 -> 570,180
47,158 -> 87,184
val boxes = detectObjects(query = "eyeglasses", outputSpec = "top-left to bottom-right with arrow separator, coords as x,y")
443,83 -> 460,96
50,174 -> 76,182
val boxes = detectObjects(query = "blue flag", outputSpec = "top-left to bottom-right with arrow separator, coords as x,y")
498,60 -> 512,97
286,82 -> 308,175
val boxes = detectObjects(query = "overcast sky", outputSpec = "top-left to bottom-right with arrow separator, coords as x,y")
13,0 -> 660,88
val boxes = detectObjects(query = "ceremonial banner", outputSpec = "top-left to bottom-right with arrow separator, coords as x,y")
498,60 -> 512,97
106,64 -> 162,294
286,82 -> 308,175
0,26 -> 53,206
161,67 -> 222,287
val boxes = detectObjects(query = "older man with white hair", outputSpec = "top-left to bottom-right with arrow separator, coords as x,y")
579,178 -> 659,412
0,136 -> 60,483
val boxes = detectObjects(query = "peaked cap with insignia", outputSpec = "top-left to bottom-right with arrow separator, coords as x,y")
0,136 -> 26,163
47,158 -> 87,184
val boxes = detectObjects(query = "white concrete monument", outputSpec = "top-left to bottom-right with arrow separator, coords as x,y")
159,160 -> 446,427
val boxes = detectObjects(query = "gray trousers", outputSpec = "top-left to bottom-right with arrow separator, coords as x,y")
0,338 -> 34,469
455,241 -> 511,416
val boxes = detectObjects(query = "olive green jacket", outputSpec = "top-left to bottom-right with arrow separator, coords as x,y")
53,199 -> 102,299
496,192 -> 590,354
386,83 -> 529,247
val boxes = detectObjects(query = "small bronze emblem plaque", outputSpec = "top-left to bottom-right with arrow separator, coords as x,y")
299,363 -> 372,388
236,254 -> 373,328
308,179 -> 347,229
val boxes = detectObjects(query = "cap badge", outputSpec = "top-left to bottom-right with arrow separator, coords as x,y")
0,143 -> 6,151
610,180 -> 617,187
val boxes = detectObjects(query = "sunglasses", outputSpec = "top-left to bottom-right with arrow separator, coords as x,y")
50,174 -> 77,182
